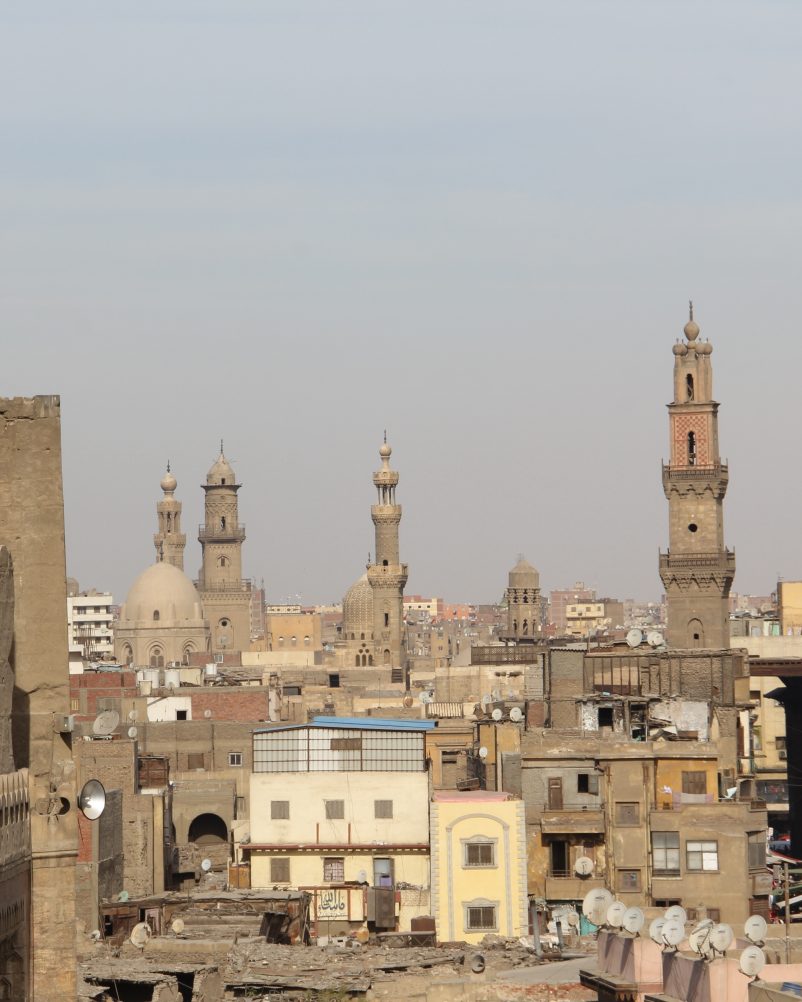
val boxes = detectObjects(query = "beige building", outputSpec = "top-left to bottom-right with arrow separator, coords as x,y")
778,580 -> 802,635
247,720 -> 431,936
265,610 -> 322,655
67,589 -> 114,660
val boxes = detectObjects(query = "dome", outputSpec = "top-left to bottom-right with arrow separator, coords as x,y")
379,441 -> 392,460
673,342 -> 688,356
207,450 -> 236,486
121,561 -> 204,624
343,573 -> 373,638
160,467 -> 177,493
684,320 -> 700,341
509,556 -> 539,588
698,340 -> 713,355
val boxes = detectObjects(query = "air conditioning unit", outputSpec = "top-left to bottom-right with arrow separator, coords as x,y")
779,749 -> 788,761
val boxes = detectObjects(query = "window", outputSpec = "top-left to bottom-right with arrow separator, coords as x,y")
328,673 -> 340,688
271,800 -> 290,820
615,802 -> 640,826
464,841 -> 495,867
325,800 -> 345,820
777,736 -> 787,751
682,771 -> 707,795
687,840 -> 718,872
235,796 -> 246,818
153,610 -> 160,621
550,840 -> 569,877
652,831 -> 680,875
176,710 -> 188,721
187,752 -> 204,770
70,698 -> 80,711
748,832 -> 766,870
577,773 -> 599,795
270,858 -> 290,883
598,707 -> 614,727
228,752 -> 242,767
466,905 -> 497,931
323,857 -> 344,882
384,612 -> 389,627
618,869 -> 641,891
374,800 -> 393,819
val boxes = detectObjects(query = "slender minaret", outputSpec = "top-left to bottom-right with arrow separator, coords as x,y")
659,304 -> 735,649
367,436 -> 408,667
505,556 -> 541,640
197,443 -> 251,652
153,462 -> 186,570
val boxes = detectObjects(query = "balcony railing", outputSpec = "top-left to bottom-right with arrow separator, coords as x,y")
659,550 -> 736,571
662,463 -> 728,479
198,523 -> 245,542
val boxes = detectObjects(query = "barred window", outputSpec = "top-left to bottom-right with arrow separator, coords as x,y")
270,858 -> 290,882
323,857 -> 344,882
466,906 -> 496,930
228,752 -> 242,767
325,800 -> 345,820
652,831 -> 680,875
464,842 -> 495,867
615,802 -> 640,826
687,840 -> 718,872
374,800 -> 393,819
271,800 -> 290,820
748,832 -> 765,870
618,869 -> 641,891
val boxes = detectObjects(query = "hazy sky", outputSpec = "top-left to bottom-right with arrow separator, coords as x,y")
3,1 -> 802,606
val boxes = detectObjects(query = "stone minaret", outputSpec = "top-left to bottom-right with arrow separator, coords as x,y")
367,436 -> 408,667
153,463 -> 186,570
659,305 -> 735,649
505,556 -> 541,640
197,444 -> 251,652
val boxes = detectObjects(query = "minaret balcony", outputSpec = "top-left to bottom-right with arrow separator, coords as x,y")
662,462 -> 728,481
198,523 -> 246,542
659,549 -> 736,573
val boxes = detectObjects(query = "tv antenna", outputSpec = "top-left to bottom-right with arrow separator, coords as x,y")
92,710 -> 120,737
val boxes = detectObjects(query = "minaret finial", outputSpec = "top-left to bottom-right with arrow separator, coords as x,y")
167,460 -> 171,473
220,438 -> 224,455
689,299 -> 694,321
383,429 -> 387,444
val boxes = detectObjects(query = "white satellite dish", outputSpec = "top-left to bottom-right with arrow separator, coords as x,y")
356,869 -> 368,883
171,918 -> 185,935
78,780 -> 106,821
582,888 -> 613,917
647,631 -> 664,648
574,856 -> 594,877
89,929 -> 102,942
739,944 -> 766,978
626,628 -> 643,648
128,726 -> 138,739
661,918 -> 685,948
92,710 -> 120,736
204,709 -> 212,718
566,911 -> 580,928
481,694 -> 493,707
129,922 -> 152,949
649,918 -> 666,945
478,746 -> 489,759
509,707 -> 523,723
744,915 -> 767,944
127,710 -> 138,722
689,919 -> 714,954
623,907 -> 645,935
709,923 -> 734,954
419,692 -> 432,704
491,708 -> 503,721
607,901 -> 627,928
117,890 -> 129,902
200,858 -> 212,872
665,905 -> 687,926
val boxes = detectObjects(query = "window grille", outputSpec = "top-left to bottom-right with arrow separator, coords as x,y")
252,727 -> 426,773
465,842 -> 495,867
271,800 -> 290,820
323,857 -> 344,882
466,906 -> 496,930
374,800 -> 393,819
270,858 -> 290,882
325,800 -> 345,820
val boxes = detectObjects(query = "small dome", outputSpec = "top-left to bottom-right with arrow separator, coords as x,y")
379,441 -> 392,459
343,573 -> 374,638
121,561 -> 204,624
207,451 -> 236,486
509,556 -> 540,588
684,320 -> 700,341
673,342 -> 688,356
160,467 -> 177,493
698,340 -> 713,355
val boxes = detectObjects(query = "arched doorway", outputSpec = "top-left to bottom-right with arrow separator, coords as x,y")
188,812 -> 228,844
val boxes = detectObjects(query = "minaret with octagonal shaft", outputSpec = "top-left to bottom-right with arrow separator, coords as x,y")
153,463 -> 186,570
367,436 -> 409,667
659,305 -> 735,649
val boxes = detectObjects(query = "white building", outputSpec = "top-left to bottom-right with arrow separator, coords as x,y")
67,590 -> 114,660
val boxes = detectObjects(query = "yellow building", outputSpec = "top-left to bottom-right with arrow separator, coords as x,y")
247,718 -> 431,937
430,790 -> 528,944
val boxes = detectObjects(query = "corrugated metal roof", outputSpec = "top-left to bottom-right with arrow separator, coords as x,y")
253,715 -> 435,734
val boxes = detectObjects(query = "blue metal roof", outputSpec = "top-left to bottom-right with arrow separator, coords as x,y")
253,715 -> 435,734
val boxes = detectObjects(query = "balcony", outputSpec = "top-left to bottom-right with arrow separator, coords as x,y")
545,873 -> 604,900
662,462 -> 728,480
659,550 -> 736,573
541,804 -> 605,834
198,523 -> 246,542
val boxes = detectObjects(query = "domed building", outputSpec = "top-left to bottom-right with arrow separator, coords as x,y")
342,573 -> 375,666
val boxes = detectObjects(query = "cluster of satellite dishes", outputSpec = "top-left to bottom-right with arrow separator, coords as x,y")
626,628 -> 665,649
478,694 -> 525,723
581,891 -> 768,979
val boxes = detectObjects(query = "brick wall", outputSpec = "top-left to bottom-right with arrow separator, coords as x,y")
191,690 -> 269,721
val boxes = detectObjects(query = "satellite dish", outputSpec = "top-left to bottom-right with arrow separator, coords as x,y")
481,694 -> 493,707
649,918 -> 666,944
402,696 -> 413,707
204,709 -> 212,718
607,901 -> 627,928
78,780 -> 106,821
129,922 -> 151,949
491,689 -> 502,701
356,869 -> 368,883
623,907 -> 645,935
491,708 -> 503,721
709,923 -> 734,954
171,918 -> 185,935
127,710 -> 138,722
92,710 -> 120,736
661,918 -> 685,948
665,905 -> 687,926
89,929 -> 102,942
566,911 -> 580,928
117,890 -> 129,902
689,920 -> 714,954
478,746 -> 489,759
574,856 -> 594,877
739,944 -> 766,978
647,631 -> 664,648
626,628 -> 643,648
200,858 -> 212,872
419,692 -> 432,705
744,915 -> 767,944
128,726 -> 138,739
582,888 -> 613,918
509,707 -> 523,723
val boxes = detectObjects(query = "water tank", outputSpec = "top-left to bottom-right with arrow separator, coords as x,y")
204,663 -> 218,679
143,668 -> 160,687
164,668 -> 180,690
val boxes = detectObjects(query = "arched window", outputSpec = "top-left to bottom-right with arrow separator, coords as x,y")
188,813 -> 228,844
368,654 -> 374,666
355,655 -> 360,667
382,559 -> 388,567
217,555 -> 229,568
360,633 -> 365,641
153,610 -> 160,621
291,636 -> 297,646
304,635 -> 310,645
383,648 -> 391,665
278,636 -> 284,646
513,619 -> 518,634
686,373 -> 694,400
522,619 -> 529,635
122,644 -> 133,666
687,430 -> 697,466
688,618 -> 704,648
150,648 -> 164,668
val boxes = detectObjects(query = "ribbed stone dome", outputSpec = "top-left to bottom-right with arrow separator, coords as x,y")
207,451 -> 236,485
343,573 -> 373,638
122,561 -> 204,624
509,557 -> 539,589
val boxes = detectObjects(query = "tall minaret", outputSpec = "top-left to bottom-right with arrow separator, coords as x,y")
197,444 -> 251,652
367,436 -> 409,667
659,305 -> 735,649
153,463 -> 186,570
